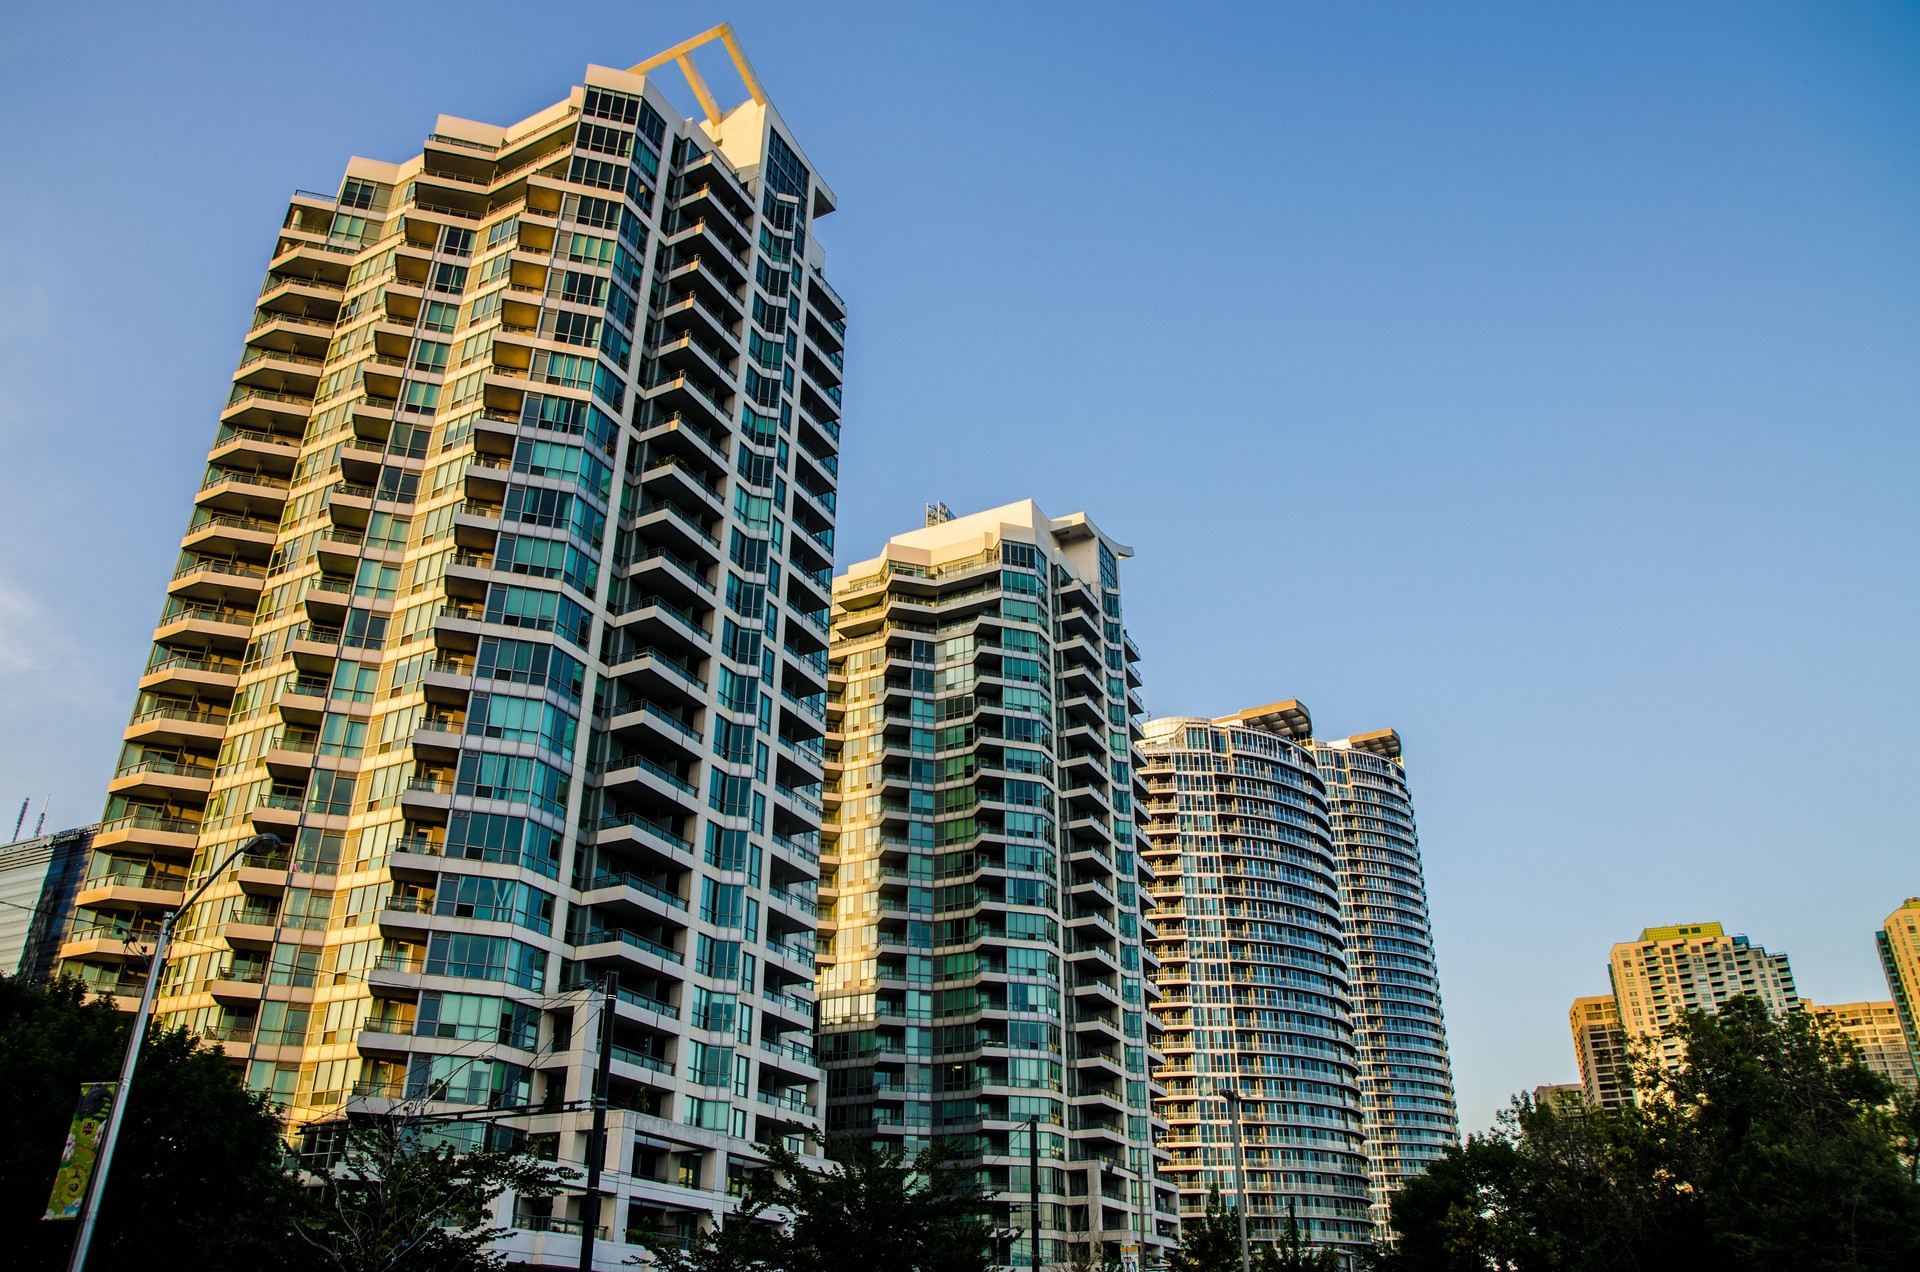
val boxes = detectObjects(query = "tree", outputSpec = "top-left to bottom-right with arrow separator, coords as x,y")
1252,1213 -> 1343,1272
296,1111 -> 575,1271
740,1135 -> 995,1272
0,974 -> 310,1272
632,1202 -> 778,1272
1055,1236 -> 1122,1272
1382,996 -> 1920,1271
1168,1186 -> 1244,1272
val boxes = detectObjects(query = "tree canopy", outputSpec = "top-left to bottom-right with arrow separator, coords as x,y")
0,974 -> 309,1272
1382,996 -> 1920,1271
640,1136 -> 995,1272
296,1112 -> 575,1272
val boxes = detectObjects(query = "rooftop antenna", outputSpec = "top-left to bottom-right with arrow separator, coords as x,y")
33,794 -> 48,837
925,500 -> 952,527
11,799 -> 26,841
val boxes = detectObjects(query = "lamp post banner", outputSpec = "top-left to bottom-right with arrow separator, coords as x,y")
44,1083 -> 119,1221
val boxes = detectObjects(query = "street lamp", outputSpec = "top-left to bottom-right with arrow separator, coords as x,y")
1212,1087 -> 1251,1272
66,832 -> 283,1272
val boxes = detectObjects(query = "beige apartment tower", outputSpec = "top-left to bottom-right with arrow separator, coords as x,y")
1568,994 -> 1630,1108
61,26 -> 846,1265
1810,1001 -> 1918,1093
1607,922 -> 1799,1053
1878,898 -> 1920,1063
1569,922 -> 1798,1101
818,501 -> 1176,1268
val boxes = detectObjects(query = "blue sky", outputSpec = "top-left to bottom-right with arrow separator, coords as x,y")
1,1 -> 1914,1129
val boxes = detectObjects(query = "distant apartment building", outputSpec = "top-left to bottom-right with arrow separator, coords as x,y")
58,25 -> 846,1263
1809,1000 -> 1917,1093
818,501 -> 1175,1268
1313,729 -> 1458,1230
1877,898 -> 1920,1063
0,826 -> 95,982
1530,1083 -> 1585,1113
1568,994 -> 1632,1108
1140,701 -> 1457,1248
1569,922 -> 1799,1101
1608,922 -> 1798,1060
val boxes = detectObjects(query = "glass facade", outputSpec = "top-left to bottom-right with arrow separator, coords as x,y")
1313,734 -> 1459,1234
61,39 -> 847,1257
819,504 -> 1176,1266
1141,712 -> 1373,1249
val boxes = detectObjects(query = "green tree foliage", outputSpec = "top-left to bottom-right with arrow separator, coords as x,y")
1168,1186 -> 1245,1272
296,1112 -> 575,1272
1252,1214 -> 1342,1272
633,1202 -> 778,1272
0,974 -> 310,1271
1056,1236 -> 1123,1272
1382,996 -> 1920,1271
715,1135 -> 995,1272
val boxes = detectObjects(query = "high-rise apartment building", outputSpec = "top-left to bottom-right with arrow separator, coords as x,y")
1140,705 -> 1372,1249
1877,898 -> 1920,1062
1607,922 -> 1798,1060
1313,730 -> 1459,1230
1568,994 -> 1631,1108
818,501 -> 1175,1268
1809,1001 -> 1918,1093
0,825 -> 95,982
60,25 -> 845,1260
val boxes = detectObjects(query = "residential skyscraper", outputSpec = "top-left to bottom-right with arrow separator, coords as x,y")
1809,1001 -> 1918,1093
0,825 -> 95,982
1877,898 -> 1920,1062
1607,922 -> 1798,1061
1568,994 -> 1631,1108
818,501 -> 1175,1268
1140,705 -> 1373,1249
60,25 -> 844,1259
1313,730 -> 1459,1230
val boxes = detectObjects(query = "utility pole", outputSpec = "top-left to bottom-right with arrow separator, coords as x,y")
1028,1115 -> 1041,1272
577,972 -> 617,1272
66,833 -> 281,1272
1223,1088 -> 1250,1272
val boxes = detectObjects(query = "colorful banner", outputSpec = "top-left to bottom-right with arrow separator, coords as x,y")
43,1082 -> 117,1221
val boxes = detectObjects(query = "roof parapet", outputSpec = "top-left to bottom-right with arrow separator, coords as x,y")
1219,700 -> 1313,742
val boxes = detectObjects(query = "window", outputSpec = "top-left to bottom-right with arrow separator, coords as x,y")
583,86 -> 641,126
434,874 -> 556,935
577,122 -> 632,159
425,932 -> 546,991
701,879 -> 745,927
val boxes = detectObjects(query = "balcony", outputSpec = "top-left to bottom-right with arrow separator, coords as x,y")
138,654 -> 241,699
168,557 -> 268,607
73,867 -> 187,913
123,703 -> 227,748
182,512 -> 278,556
627,499 -> 722,570
195,465 -> 292,516
635,407 -> 729,469
659,256 -> 743,322
107,757 -> 215,801
640,368 -> 732,438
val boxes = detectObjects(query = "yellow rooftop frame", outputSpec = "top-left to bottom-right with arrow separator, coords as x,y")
630,23 -> 767,129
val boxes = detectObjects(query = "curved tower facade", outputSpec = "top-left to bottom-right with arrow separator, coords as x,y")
1140,706 -> 1371,1248
1313,732 -> 1458,1232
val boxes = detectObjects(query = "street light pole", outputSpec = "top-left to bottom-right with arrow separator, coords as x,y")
577,972 -> 617,1272
1027,1115 -> 1041,1272
1222,1088 -> 1250,1272
66,832 -> 282,1272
